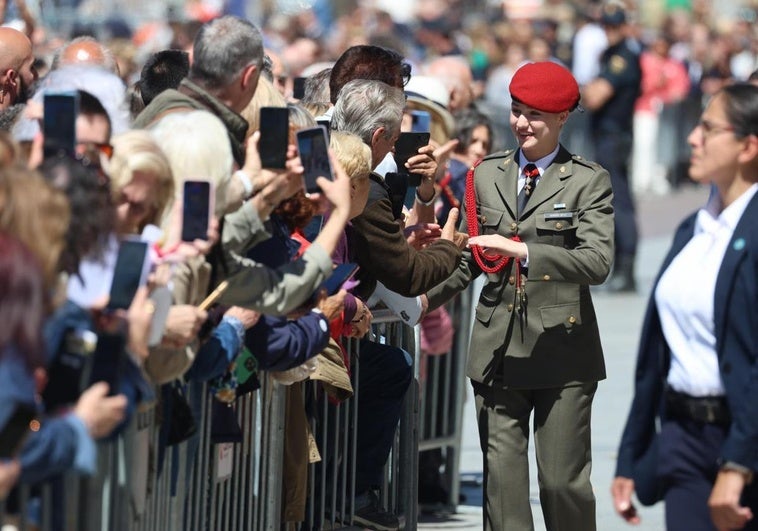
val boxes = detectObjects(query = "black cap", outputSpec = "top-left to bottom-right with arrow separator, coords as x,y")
600,3 -> 626,26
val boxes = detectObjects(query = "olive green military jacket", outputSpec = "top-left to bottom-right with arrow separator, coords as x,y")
427,146 -> 614,389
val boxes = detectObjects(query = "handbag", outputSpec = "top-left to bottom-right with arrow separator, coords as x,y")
165,382 -> 197,446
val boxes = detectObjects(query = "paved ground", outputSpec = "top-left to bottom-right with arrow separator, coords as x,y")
418,184 -> 710,531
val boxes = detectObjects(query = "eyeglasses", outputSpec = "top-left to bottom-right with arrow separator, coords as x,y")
76,141 -> 114,160
697,119 -> 735,138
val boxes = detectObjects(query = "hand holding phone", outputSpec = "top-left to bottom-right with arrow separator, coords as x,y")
297,126 -> 333,194
181,180 -> 213,242
394,132 -> 431,182
258,106 -> 290,169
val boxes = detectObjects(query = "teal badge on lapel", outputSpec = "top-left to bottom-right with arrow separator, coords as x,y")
733,238 -> 746,251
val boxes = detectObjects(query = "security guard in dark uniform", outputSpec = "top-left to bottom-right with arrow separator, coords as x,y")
582,2 -> 641,292
424,62 -> 614,530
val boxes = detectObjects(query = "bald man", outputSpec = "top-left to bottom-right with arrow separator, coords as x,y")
425,55 -> 474,112
53,36 -> 118,74
0,27 -> 37,111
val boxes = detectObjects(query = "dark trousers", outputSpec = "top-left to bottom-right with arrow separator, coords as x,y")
659,418 -> 758,531
593,133 -> 637,260
355,338 -> 413,494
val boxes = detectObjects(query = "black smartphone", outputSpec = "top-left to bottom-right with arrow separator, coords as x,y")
43,91 -> 79,159
88,331 -> 127,397
297,126 -> 333,194
0,402 -> 37,458
394,132 -> 430,181
410,110 -> 431,133
181,180 -> 213,242
316,119 -> 331,141
319,263 -> 359,297
258,106 -> 290,169
42,328 -> 98,410
302,214 -> 324,242
292,77 -> 306,100
384,172 -> 409,220
107,239 -> 151,311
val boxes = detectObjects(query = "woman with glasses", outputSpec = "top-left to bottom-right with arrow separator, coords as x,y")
613,83 -> 758,531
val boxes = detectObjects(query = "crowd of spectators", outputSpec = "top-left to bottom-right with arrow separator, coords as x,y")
0,0 -> 756,529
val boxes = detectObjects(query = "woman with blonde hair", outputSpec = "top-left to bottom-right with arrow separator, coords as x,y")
108,129 -> 174,234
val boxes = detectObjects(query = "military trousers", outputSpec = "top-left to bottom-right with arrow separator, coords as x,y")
473,380 -> 598,531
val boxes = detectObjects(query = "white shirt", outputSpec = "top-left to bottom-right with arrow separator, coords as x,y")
572,23 -> 608,86
656,184 -> 758,397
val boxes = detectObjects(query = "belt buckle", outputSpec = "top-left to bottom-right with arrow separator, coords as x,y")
705,403 -> 716,424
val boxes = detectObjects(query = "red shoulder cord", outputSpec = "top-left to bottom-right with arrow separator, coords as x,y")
439,171 -> 460,210
464,159 -> 521,275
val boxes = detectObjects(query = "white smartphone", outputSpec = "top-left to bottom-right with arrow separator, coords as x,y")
147,286 -> 173,347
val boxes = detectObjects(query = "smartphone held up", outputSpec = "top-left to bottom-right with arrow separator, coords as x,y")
181,180 -> 213,242
296,126 -> 333,194
258,106 -> 290,169
43,91 -> 79,159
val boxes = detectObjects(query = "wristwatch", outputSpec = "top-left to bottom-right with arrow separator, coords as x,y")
415,188 -> 436,206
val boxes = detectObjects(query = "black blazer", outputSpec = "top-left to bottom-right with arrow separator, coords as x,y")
616,190 -> 758,504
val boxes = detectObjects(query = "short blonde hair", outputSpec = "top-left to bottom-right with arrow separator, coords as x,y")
108,130 -> 174,230
329,131 -> 371,182
240,75 -> 287,138
149,110 -> 234,220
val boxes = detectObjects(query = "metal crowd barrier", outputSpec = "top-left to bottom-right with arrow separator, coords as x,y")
417,286 -> 473,512
1,300 -> 473,530
304,310 -> 420,531
1,376 -> 287,531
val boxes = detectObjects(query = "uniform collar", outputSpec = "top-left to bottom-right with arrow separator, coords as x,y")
518,145 -> 559,176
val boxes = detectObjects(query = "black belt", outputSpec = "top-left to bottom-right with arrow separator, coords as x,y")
665,389 -> 731,425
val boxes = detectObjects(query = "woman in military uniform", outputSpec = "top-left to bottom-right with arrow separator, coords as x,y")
424,61 -> 614,530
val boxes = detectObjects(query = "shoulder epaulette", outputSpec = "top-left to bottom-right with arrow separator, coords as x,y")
571,154 -> 602,169
481,149 -> 514,162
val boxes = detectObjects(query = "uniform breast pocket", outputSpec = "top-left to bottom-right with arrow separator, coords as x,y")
476,205 -> 505,235
535,211 -> 579,248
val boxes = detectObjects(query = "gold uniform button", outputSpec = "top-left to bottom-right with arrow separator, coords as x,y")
481,215 -> 487,224
507,304 -> 514,312
568,315 -> 577,324
555,222 -> 563,229
543,274 -> 551,281
510,222 -> 517,231
560,166 -> 566,173
508,276 -> 515,285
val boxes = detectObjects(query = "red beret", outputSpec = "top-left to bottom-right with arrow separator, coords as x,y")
509,62 -> 580,113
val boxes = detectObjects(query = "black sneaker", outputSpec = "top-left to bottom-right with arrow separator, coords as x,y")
352,490 -> 400,531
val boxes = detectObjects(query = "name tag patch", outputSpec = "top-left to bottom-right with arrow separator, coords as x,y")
544,212 -> 574,220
